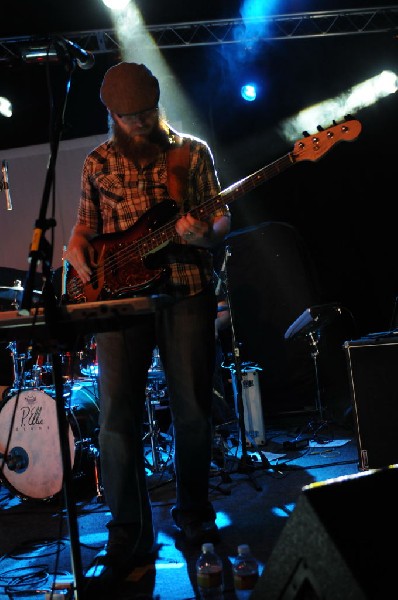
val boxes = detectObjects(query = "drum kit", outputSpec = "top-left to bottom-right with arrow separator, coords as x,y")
0,336 -> 171,502
0,336 -> 102,503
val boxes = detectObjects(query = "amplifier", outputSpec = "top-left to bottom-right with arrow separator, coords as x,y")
344,333 -> 398,470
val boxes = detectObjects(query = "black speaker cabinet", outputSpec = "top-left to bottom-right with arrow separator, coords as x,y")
344,335 -> 398,470
251,467 -> 398,599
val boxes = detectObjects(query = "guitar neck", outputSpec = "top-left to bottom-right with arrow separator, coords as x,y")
144,151 -> 294,252
138,118 -> 363,255
191,152 -> 294,221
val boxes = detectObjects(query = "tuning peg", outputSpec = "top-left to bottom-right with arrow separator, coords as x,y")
302,131 -> 310,137
344,114 -> 352,121
317,125 -> 324,131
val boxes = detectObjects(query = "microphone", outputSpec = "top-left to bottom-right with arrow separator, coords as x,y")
57,36 -> 95,70
0,446 -> 28,472
1,160 -> 12,210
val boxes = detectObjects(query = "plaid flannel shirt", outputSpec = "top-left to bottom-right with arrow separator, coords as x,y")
77,129 -> 229,297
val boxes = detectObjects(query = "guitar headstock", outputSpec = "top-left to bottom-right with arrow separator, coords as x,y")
292,119 -> 362,163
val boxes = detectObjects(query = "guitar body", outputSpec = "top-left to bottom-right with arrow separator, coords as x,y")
65,199 -> 177,303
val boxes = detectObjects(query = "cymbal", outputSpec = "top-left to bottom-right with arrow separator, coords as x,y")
0,286 -> 42,300
0,285 -> 24,292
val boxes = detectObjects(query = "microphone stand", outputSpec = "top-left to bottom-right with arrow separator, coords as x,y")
19,53 -> 85,600
222,246 -> 274,491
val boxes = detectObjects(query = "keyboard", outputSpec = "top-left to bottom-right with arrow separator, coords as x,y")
0,294 -> 172,345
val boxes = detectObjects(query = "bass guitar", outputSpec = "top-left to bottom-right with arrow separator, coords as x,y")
65,118 -> 362,303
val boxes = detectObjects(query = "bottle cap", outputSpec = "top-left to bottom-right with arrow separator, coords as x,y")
238,544 -> 250,554
202,542 -> 215,553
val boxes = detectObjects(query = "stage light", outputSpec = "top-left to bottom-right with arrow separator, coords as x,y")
241,83 -> 257,102
102,0 -> 130,9
20,47 -> 58,64
0,97 -> 12,118
280,69 -> 398,143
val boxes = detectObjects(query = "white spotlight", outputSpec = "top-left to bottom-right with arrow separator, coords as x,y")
280,70 -> 398,143
0,97 -> 12,118
102,0 -> 130,9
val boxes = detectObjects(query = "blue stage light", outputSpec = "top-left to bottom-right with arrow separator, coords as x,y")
241,84 -> 257,102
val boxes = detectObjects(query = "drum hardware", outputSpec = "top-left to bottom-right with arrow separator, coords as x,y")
39,354 -> 54,387
6,340 -> 31,389
209,431 -> 233,492
71,437 -> 103,504
143,349 -> 173,476
6,346 -> 82,390
143,347 -> 173,475
143,383 -> 173,475
90,442 -> 104,504
147,345 -> 165,381
80,336 -> 99,378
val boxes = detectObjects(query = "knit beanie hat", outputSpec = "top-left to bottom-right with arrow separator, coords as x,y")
100,62 -> 160,115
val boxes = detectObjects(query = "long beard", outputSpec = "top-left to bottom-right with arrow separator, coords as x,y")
111,118 -> 170,164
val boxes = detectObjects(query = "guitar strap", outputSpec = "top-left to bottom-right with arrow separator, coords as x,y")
166,137 -> 190,204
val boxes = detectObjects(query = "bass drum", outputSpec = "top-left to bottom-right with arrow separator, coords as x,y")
0,386 -> 99,501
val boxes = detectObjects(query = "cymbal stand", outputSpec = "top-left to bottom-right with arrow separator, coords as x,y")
221,246 -> 274,491
292,330 -> 330,443
143,380 -> 173,474
208,428 -> 233,496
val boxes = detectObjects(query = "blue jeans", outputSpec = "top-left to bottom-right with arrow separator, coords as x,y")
96,288 -> 217,545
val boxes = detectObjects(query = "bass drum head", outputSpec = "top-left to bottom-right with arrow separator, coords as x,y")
0,389 -> 75,501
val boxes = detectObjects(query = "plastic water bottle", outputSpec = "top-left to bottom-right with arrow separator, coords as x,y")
233,544 -> 259,599
196,542 -> 224,599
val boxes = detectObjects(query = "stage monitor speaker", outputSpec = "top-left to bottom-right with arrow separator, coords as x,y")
344,335 -> 398,470
251,466 -> 398,599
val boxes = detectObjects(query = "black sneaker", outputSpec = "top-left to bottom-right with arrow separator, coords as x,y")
84,548 -> 158,600
93,523 -> 157,578
171,506 -> 220,546
180,519 -> 220,545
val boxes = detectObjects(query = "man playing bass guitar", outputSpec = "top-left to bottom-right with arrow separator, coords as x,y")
65,61 -> 231,578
